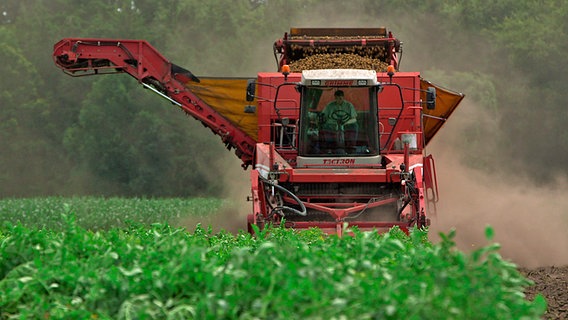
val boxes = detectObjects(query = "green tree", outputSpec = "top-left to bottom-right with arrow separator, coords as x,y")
488,1 -> 568,180
2,0 -> 568,196
0,27 -> 71,196
64,76 -> 228,196
151,0 -> 271,76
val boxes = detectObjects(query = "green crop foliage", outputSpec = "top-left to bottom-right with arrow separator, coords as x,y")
0,198 -> 546,319
0,197 -> 224,231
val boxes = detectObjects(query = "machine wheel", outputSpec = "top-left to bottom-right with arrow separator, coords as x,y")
246,214 -> 255,234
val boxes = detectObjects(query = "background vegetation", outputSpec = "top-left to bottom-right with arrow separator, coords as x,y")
1,0 -> 567,197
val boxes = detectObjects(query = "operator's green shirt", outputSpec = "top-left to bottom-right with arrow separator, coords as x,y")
322,100 -> 357,130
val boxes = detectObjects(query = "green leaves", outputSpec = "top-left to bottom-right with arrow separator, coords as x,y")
0,218 -> 546,319
0,198 -> 547,319
485,225 -> 495,241
0,197 -> 225,231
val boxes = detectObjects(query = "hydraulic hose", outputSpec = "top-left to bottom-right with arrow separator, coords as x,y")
260,176 -> 307,217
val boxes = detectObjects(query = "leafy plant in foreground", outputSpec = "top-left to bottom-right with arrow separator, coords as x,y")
0,217 -> 546,319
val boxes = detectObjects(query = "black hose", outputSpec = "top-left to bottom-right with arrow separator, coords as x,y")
260,176 -> 307,216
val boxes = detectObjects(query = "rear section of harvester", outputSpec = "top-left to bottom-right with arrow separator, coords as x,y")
52,27 -> 463,236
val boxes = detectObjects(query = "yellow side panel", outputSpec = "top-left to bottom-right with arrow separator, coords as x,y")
184,78 -> 258,141
421,79 -> 465,145
182,77 -> 462,146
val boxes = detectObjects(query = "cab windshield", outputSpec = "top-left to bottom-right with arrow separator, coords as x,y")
299,86 -> 379,156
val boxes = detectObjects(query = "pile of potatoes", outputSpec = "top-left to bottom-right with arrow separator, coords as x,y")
289,53 -> 390,72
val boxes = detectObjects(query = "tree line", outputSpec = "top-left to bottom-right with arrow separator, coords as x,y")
1,0 -> 566,197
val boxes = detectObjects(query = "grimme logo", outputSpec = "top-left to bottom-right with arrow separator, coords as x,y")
324,80 -> 354,86
323,158 -> 355,165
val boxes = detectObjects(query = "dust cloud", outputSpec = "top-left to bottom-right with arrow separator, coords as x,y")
428,99 -> 568,268
203,155 -> 251,234
176,155 -> 251,235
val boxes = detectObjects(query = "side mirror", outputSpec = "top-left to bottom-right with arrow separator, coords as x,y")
246,79 -> 256,102
426,87 -> 436,110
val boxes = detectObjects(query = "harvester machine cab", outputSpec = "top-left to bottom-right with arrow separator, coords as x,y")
269,27 -> 406,165
296,69 -> 383,166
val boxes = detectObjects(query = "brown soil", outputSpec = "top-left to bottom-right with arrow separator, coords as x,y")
521,265 -> 568,319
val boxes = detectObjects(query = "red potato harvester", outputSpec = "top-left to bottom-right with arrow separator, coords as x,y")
53,28 -> 464,236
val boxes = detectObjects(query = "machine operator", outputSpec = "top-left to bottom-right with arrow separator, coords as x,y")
320,90 -> 358,153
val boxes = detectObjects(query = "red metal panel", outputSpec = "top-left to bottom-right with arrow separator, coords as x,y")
256,73 -> 302,144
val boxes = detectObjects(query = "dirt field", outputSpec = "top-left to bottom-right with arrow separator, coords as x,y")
521,265 -> 568,319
